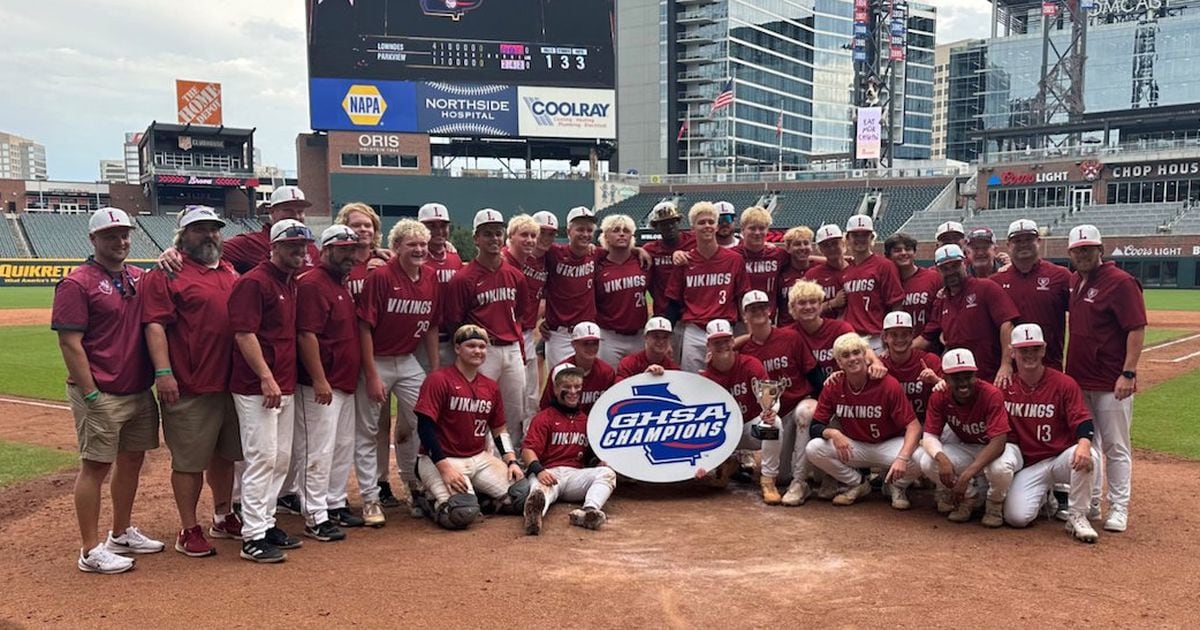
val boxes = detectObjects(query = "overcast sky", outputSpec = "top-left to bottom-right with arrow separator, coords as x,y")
0,0 -> 991,182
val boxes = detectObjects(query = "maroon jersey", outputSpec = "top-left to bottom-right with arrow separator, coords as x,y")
898,266 -> 942,337
415,366 -> 505,458
925,380 -> 1010,445
52,260 -> 152,395
880,350 -> 942,420
428,248 -> 464,333
445,259 -> 527,345
666,247 -> 750,326
615,350 -> 679,380
296,265 -> 361,393
358,259 -> 440,357
701,354 -> 770,421
734,244 -> 789,320
793,318 -> 856,379
228,261 -> 298,395
1066,262 -> 1147,391
1002,368 -> 1091,464
777,260 -> 814,326
802,262 -> 845,319
926,277 -> 1020,382
813,375 -> 915,444
542,244 -> 598,330
644,232 -> 696,317
740,327 -> 816,415
992,259 -> 1072,370
595,254 -> 650,334
540,357 -> 616,413
223,226 -> 318,275
523,404 -> 590,469
504,247 -> 546,331
140,259 -> 238,395
346,260 -> 370,304
841,254 -> 904,336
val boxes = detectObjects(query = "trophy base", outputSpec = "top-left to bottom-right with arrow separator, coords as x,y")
751,424 -> 780,441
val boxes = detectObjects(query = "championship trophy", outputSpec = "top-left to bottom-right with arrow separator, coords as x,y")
750,380 -> 781,440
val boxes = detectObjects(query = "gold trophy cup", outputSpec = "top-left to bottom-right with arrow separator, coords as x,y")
750,379 -> 781,440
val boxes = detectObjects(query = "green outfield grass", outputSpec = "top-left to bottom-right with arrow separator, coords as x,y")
0,326 -> 67,401
0,440 -> 76,488
1143,289 -> 1200,312
0,286 -> 53,309
1143,327 -> 1193,347
1134,369 -> 1200,460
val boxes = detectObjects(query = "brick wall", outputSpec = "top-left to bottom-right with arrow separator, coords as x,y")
0,179 -> 26,213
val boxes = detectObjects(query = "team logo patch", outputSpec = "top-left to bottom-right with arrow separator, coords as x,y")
965,293 -> 977,307
97,279 -> 113,296
1086,287 -> 1099,301
1037,276 -> 1050,290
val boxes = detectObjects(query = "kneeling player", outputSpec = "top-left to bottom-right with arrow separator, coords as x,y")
414,325 -> 526,530
522,363 -> 617,535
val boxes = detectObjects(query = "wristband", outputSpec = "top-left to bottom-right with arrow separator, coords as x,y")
527,461 -> 545,476
507,460 -> 521,468
895,455 -> 910,463
154,368 -> 173,377
83,390 -> 100,402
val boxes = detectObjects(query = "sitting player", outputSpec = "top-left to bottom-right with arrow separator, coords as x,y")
615,317 -> 679,380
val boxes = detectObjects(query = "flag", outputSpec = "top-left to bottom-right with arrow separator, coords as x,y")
711,79 -> 734,114
776,109 -> 784,139
677,119 -> 689,141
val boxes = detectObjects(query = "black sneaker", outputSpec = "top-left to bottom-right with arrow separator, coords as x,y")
240,538 -> 285,563
304,520 -> 346,542
330,507 -> 365,528
410,489 -> 427,519
265,526 -> 303,550
378,481 -> 402,509
276,494 -> 302,516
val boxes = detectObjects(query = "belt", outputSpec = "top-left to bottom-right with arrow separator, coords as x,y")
606,328 -> 641,337
490,338 -> 516,346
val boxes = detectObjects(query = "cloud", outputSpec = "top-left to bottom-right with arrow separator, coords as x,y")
926,0 -> 994,44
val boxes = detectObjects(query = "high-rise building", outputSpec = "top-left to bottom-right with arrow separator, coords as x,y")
123,132 -> 142,184
0,132 -> 48,180
931,43 -> 952,160
99,159 -> 127,183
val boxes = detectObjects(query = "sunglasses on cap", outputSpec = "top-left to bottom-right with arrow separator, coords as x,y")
275,225 -> 314,242
323,232 -> 359,247
718,215 -> 735,224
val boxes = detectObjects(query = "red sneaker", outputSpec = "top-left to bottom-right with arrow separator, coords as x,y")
209,512 -> 243,540
175,525 -> 216,557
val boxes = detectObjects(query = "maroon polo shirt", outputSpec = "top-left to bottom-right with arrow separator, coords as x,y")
357,258 -> 440,357
52,260 -> 153,395
991,259 -> 1072,370
1067,261 -> 1147,391
223,226 -> 319,275
297,264 -> 362,394
140,258 -> 238,395
925,276 -> 1020,382
228,260 -> 299,395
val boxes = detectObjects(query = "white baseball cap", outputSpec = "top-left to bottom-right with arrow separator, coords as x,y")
715,201 -> 736,216
269,219 -> 315,244
644,317 -> 673,335
935,244 -> 966,266
571,321 -> 601,342
936,221 -> 965,240
705,319 -> 734,341
268,185 -> 311,209
473,208 -> 505,232
566,206 -> 596,224
741,290 -> 770,310
846,214 -> 874,233
532,210 -> 559,231
320,224 -> 359,248
649,201 -> 681,224
1007,219 -> 1039,238
89,207 -> 135,234
1068,224 -> 1102,249
883,311 -> 913,330
941,348 -> 978,374
551,362 -> 584,382
418,202 -> 450,223
815,224 -> 843,244
177,205 -> 226,229
1011,323 -> 1046,348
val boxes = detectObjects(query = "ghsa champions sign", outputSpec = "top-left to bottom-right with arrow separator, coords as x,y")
588,371 -> 743,483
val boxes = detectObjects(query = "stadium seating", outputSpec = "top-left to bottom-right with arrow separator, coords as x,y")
1169,207 -> 1200,234
21,213 -> 160,259
136,215 -> 179,251
1069,202 -> 1183,236
0,220 -> 22,258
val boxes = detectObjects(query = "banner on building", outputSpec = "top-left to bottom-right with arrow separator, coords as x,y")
855,107 -> 883,160
176,80 -> 223,126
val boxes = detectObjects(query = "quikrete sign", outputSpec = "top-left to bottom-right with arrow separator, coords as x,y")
0,259 -> 156,286
1109,161 -> 1200,180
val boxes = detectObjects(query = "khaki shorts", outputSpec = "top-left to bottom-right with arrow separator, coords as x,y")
67,385 -> 160,464
162,392 -> 243,473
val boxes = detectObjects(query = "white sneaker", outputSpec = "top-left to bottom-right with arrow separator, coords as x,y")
781,479 -> 811,507
78,543 -> 135,574
1103,507 -> 1127,532
888,485 -> 911,510
1089,499 -> 1102,521
1066,513 -> 1099,544
105,527 -> 165,555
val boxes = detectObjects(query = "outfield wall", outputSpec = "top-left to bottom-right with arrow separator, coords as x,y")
0,260 -> 157,286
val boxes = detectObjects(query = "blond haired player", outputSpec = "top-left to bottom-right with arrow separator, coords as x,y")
778,225 -> 818,326
732,207 -> 789,322
596,213 -> 650,367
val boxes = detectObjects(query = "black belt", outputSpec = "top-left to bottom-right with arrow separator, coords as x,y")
490,338 -> 516,346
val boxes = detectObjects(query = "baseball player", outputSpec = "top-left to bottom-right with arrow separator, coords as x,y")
992,220 -> 1072,371
418,201 -> 464,369
665,202 -> 751,373
615,317 -> 679,380
595,214 -> 651,367
965,227 -> 1006,278
522,363 -> 617,535
223,186 -> 321,274
228,218 -> 313,563
884,232 -> 941,338
694,319 -> 772,487
805,333 -> 922,509
922,244 -> 1019,385
787,280 -> 858,382
539,322 -> 616,413
840,215 -> 904,351
521,212 -> 557,436
141,206 -> 242,557
879,312 -> 942,422
935,221 -> 966,249
542,206 -> 600,369
413,325 -> 526,530
714,201 -> 740,248
446,209 -> 530,449
915,348 -> 1021,527
1066,225 -> 1146,533
777,226 -> 818,326
803,224 -> 848,319
733,207 -> 789,323
1001,324 -> 1100,543
502,214 -> 543,430
336,202 -> 387,300
54,207 -> 163,574
643,201 -> 695,321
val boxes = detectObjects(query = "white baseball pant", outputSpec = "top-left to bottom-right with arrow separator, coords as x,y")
233,393 -> 295,542
913,442 -> 1023,502
530,466 -> 617,514
805,435 -> 922,488
523,329 -> 542,435
544,327 -> 574,373
416,452 -> 512,507
291,387 -> 354,527
598,328 -> 642,369
479,342 -> 527,448
679,324 -> 709,374
354,354 -> 425,502
1083,390 -> 1133,513
327,385 -> 359,510
1004,445 -> 1098,527
761,400 -> 817,481
415,338 -> 454,374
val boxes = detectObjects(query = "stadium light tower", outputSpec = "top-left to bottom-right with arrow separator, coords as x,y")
851,0 -> 909,168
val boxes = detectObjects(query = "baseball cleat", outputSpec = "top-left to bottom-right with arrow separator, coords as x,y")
378,481 -> 402,509
815,475 -> 840,501
105,527 -> 165,555
276,494 -> 302,516
78,544 -> 134,574
935,489 -> 954,514
888,485 -> 911,510
570,507 -> 607,530
363,500 -> 386,527
948,497 -> 981,523
523,489 -> 546,536
304,520 -> 346,542
781,479 -> 811,506
1090,499 -> 1103,521
240,539 -> 285,563
760,476 -> 782,505
175,525 -> 216,557
1066,513 -> 1099,543
981,500 -> 1005,528
410,489 -> 427,519
265,526 -> 303,550
1103,507 -> 1127,533
210,511 -> 243,540
329,507 -> 366,528
832,481 -> 872,506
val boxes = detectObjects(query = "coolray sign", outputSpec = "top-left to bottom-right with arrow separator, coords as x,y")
588,371 -> 743,483
416,82 -> 517,136
1109,161 -> 1200,180
517,86 -> 615,139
